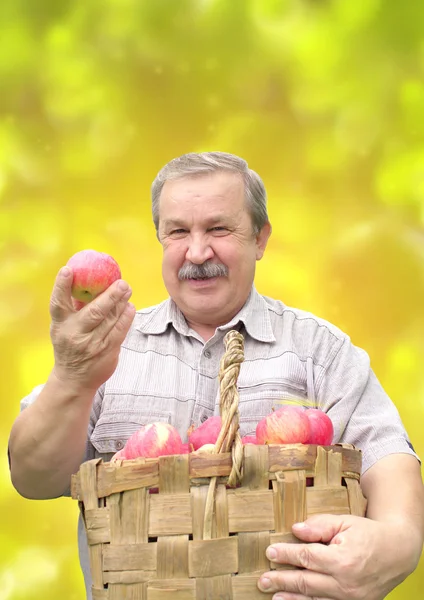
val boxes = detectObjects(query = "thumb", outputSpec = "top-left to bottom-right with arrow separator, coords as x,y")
49,266 -> 75,322
292,513 -> 351,544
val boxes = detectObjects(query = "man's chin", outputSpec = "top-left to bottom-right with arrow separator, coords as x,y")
181,288 -> 228,314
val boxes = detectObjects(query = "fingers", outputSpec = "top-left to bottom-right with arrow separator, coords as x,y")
292,515 -> 351,544
260,593 -> 332,600
49,267 -> 75,322
264,596 -> 331,600
77,280 -> 132,333
103,302 -> 136,349
258,567 -> 338,599
257,518 -> 357,600
265,542 -> 334,574
94,294 -> 135,340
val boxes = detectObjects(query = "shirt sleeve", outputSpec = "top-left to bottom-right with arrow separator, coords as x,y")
315,336 -> 420,475
11,382 -> 105,497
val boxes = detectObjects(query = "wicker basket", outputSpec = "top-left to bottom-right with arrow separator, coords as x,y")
71,331 -> 367,599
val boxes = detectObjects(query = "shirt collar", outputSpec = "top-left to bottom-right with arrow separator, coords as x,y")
136,286 -> 276,343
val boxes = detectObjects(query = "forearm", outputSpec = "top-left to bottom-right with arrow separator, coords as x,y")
8,370 -> 96,499
361,454 -> 424,567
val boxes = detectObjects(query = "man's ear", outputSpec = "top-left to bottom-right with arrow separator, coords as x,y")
255,221 -> 272,260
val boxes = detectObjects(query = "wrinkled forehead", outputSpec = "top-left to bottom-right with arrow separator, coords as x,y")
160,171 -> 244,201
158,171 -> 247,219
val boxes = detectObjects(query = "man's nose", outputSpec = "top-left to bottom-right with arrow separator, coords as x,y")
185,234 -> 214,264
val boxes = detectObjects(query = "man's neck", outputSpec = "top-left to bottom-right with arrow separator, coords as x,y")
173,293 -> 252,342
186,314 -> 241,343
188,323 -> 217,342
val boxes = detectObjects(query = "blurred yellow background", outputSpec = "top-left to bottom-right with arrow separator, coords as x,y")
1,1 -> 423,598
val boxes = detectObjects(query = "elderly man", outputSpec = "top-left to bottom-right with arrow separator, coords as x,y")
8,152 -> 423,600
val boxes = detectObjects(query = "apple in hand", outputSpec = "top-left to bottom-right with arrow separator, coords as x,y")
66,249 -> 122,304
304,408 -> 334,445
256,406 -> 310,445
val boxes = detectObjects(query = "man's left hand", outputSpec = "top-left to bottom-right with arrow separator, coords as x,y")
257,513 -> 420,600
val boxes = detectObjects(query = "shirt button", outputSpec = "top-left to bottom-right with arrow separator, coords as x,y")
204,350 -> 211,358
116,440 -> 124,450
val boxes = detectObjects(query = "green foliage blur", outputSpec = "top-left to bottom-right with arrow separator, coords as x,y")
1,0 -> 423,598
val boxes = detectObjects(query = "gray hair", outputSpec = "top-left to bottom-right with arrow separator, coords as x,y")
151,151 -> 268,235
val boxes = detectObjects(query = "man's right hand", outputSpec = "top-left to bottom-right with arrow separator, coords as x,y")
49,265 -> 136,393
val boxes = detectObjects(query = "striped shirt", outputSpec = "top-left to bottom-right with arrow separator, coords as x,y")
19,285 -> 418,599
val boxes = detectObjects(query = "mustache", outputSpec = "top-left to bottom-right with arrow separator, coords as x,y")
178,261 -> 229,280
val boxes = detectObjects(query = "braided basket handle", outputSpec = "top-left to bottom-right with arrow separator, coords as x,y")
215,330 -> 245,487
203,331 -> 245,539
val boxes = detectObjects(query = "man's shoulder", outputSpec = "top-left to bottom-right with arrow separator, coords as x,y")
135,297 -> 172,326
121,298 -> 173,348
260,294 -> 348,358
135,300 -> 167,319
272,299 -> 345,337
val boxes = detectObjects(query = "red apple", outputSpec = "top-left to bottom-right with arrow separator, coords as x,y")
124,422 -> 183,459
66,249 -> 122,304
110,448 -> 127,462
181,443 -> 190,454
241,435 -> 258,445
256,406 -> 310,445
304,409 -> 334,445
72,299 -> 87,311
192,443 -> 216,454
188,416 -> 222,451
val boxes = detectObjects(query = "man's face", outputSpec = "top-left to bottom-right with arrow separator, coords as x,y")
157,171 -> 271,328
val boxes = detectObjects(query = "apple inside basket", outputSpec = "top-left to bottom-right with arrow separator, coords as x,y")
71,330 -> 366,600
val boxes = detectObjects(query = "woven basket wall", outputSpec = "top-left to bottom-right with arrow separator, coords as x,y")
71,331 -> 367,600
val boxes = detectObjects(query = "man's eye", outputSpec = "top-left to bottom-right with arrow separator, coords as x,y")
210,227 -> 227,232
170,229 -> 187,235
